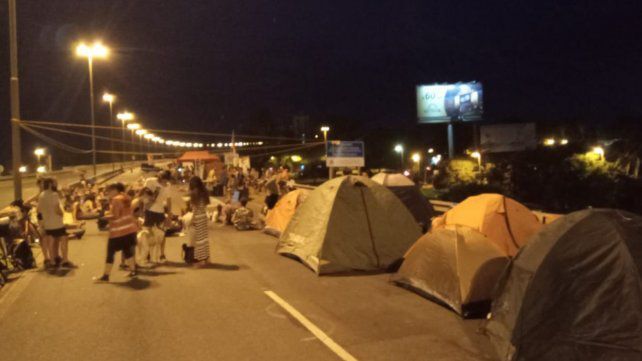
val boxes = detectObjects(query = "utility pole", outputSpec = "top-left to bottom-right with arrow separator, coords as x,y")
8,0 -> 22,200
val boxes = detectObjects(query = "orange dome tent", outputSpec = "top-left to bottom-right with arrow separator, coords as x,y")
264,189 -> 309,237
431,194 -> 542,256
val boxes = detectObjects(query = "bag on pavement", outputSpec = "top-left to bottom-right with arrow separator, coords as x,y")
13,239 -> 35,269
181,243 -> 194,264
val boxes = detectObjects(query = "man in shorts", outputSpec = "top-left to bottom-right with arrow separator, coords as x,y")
142,170 -> 172,261
37,178 -> 74,268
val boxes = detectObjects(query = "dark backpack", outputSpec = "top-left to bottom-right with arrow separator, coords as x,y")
13,239 -> 35,269
181,243 -> 194,264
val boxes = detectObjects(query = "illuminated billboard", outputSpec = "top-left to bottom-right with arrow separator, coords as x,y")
417,82 -> 483,123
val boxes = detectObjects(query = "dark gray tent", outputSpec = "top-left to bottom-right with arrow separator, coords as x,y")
485,209 -> 642,361
371,173 -> 435,231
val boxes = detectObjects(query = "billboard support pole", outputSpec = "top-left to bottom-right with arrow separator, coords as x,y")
447,121 -> 455,159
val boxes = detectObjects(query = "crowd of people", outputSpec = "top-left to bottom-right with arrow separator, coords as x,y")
18,162 -> 296,283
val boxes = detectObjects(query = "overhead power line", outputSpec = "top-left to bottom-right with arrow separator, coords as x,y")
20,119 -> 304,141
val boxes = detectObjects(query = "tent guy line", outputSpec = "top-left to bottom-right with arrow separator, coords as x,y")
263,290 -> 359,361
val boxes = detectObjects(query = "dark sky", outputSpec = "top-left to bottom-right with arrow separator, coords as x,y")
1,0 -> 642,166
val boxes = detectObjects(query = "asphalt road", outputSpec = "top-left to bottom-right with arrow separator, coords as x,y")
0,172 -> 497,361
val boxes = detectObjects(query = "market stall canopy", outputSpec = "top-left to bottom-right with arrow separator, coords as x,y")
178,151 -> 220,162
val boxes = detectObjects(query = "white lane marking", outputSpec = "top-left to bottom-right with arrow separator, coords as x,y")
264,290 -> 358,361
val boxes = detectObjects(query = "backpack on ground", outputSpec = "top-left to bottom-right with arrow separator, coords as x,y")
181,243 -> 194,264
13,239 -> 36,269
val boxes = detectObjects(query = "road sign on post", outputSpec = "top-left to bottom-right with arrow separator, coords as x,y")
326,141 -> 365,168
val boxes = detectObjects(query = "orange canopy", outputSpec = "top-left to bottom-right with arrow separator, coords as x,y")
177,151 -> 220,162
431,194 -> 542,256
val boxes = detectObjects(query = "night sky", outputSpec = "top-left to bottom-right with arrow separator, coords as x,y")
1,1 -> 641,167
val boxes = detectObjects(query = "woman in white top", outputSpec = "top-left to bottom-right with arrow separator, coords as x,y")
37,178 -> 74,268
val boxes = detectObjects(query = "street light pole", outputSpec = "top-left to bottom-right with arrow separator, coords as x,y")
321,126 -> 330,179
87,56 -> 97,176
76,41 -> 108,177
8,0 -> 22,200
102,93 -> 115,169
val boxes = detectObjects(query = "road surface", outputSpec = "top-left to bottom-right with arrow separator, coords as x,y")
0,171 -> 497,361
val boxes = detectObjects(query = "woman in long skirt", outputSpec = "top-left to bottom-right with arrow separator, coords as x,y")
189,176 -> 210,266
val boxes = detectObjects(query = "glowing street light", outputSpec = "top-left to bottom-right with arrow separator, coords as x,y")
411,153 -> 421,163
34,148 -> 47,169
19,166 -> 27,174
102,92 -> 116,168
36,166 -> 46,174
560,138 -> 569,145
75,41 -> 110,176
320,126 -> 331,179
471,150 -> 482,167
543,138 -> 556,146
117,112 -> 135,163
34,147 -> 45,158
592,146 -> 605,160
428,148 -> 434,154
394,144 -> 404,169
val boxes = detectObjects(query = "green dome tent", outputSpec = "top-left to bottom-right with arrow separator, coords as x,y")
277,176 -> 422,275
485,209 -> 642,361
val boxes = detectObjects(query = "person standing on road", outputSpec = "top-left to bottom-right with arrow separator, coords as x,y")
37,178 -> 74,268
142,171 -> 173,261
93,182 -> 139,282
188,176 -> 210,267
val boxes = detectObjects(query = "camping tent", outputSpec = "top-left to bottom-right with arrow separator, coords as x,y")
485,209 -> 642,361
432,194 -> 542,256
264,189 -> 309,237
277,176 -> 422,274
371,173 -> 435,231
392,225 -> 509,318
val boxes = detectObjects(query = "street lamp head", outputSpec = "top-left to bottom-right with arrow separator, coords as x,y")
34,148 -> 46,156
36,166 -> 46,174
428,148 -> 434,154
394,144 -> 403,153
560,138 -> 569,145
543,138 -> 556,146
471,151 -> 481,159
117,112 -> 134,122
19,166 -> 27,173
320,126 -> 330,132
135,129 -> 147,136
75,41 -> 109,59
102,92 -> 115,103
411,153 -> 421,163
127,123 -> 141,130
144,133 -> 154,139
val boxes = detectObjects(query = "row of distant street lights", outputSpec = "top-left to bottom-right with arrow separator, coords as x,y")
74,41 -> 271,175
394,144 -> 443,169
391,137 -> 606,177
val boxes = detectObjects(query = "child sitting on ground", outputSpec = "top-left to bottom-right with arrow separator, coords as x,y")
231,198 -> 257,231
